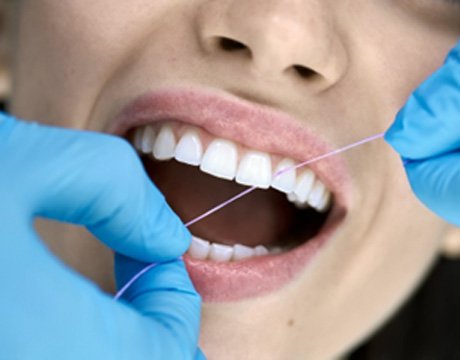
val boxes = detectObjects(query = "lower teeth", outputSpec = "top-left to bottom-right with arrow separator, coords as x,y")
188,236 -> 273,262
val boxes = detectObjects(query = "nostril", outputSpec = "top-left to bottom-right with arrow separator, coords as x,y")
292,65 -> 317,79
218,37 -> 248,52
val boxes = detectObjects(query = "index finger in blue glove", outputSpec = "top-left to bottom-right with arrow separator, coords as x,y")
385,40 -> 460,159
0,115 -> 190,262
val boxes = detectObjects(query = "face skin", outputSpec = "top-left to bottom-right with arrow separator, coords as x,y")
6,1 -> 460,358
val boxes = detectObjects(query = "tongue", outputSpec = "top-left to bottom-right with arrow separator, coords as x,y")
145,159 -> 298,248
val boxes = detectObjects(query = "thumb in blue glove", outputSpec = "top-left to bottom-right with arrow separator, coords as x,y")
385,40 -> 460,226
0,114 -> 204,359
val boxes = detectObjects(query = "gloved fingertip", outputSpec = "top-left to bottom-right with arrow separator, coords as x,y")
141,192 -> 192,261
384,108 -> 411,154
87,148 -> 191,263
384,111 -> 403,140
447,40 -> 460,63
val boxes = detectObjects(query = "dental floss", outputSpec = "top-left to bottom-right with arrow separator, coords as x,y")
113,257 -> 183,301
113,264 -> 161,301
185,131 -> 385,227
113,131 -> 385,300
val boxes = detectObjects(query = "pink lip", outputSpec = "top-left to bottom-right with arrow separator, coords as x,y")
110,86 -> 350,302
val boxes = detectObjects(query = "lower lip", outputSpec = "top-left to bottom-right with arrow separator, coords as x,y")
184,206 -> 345,302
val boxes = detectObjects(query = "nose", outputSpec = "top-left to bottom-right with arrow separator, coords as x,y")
196,0 -> 348,89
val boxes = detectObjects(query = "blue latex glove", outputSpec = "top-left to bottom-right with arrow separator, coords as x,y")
0,114 -> 205,359
385,40 -> 460,226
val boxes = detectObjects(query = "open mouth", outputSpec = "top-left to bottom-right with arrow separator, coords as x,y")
110,87 -> 349,302
131,122 -> 332,261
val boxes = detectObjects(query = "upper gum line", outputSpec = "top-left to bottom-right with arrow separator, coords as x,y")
138,121 -> 321,175
133,121 -> 332,212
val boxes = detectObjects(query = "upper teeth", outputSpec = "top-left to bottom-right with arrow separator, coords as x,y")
133,124 -> 331,212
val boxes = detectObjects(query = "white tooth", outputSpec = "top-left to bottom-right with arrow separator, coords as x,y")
307,180 -> 326,208
315,190 -> 331,213
209,243 -> 234,262
200,139 -> 238,180
236,151 -> 272,189
133,127 -> 144,151
232,244 -> 255,261
141,126 -> 156,154
175,130 -> 203,166
271,159 -> 296,193
153,125 -> 176,160
254,245 -> 269,257
269,247 -> 283,255
287,192 -> 297,203
293,169 -> 315,203
188,236 -> 211,260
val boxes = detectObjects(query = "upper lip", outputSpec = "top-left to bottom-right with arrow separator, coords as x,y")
109,85 -> 350,206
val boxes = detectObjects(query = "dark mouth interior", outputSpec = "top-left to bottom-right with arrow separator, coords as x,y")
141,156 -> 331,250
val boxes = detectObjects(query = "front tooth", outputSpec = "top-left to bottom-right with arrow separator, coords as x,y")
153,125 -> 176,160
236,151 -> 272,189
188,236 -> 211,260
271,158 -> 296,193
208,243 -> 234,262
232,244 -> 255,261
293,169 -> 315,203
175,130 -> 203,166
307,180 -> 326,208
200,139 -> 238,180
254,245 -> 269,257
141,126 -> 156,154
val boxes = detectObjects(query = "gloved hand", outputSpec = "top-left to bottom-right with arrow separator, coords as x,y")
0,114 -> 205,359
385,40 -> 460,226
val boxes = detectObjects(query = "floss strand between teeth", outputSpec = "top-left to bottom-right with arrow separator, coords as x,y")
114,131 -> 385,300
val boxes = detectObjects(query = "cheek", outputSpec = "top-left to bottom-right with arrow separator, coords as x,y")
288,165 -> 446,357
10,1 -> 184,126
336,1 -> 459,133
